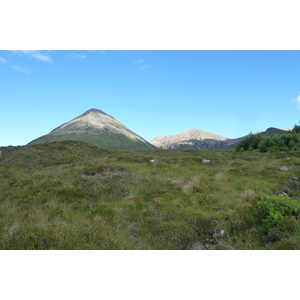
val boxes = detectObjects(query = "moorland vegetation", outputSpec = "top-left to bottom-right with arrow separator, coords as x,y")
1,140 -> 300,249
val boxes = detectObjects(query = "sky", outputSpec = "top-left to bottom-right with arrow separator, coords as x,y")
1,50 -> 300,146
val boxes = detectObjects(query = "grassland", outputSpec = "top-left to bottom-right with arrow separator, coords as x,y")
0,141 -> 300,249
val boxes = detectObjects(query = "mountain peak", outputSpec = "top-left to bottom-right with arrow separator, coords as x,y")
83,108 -> 107,115
77,108 -> 110,118
28,108 -> 156,150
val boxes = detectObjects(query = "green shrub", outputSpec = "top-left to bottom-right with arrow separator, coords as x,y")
236,126 -> 300,153
292,124 -> 300,133
236,135 -> 261,152
257,195 -> 300,238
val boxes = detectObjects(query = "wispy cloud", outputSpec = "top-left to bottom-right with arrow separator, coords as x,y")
11,50 -> 53,63
71,53 -> 87,59
0,56 -> 7,63
295,95 -> 300,109
134,59 -> 151,70
292,95 -> 300,109
12,65 -> 31,74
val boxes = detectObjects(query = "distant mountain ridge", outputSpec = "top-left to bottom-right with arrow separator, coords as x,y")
151,129 -> 228,149
28,108 -> 291,150
150,127 -> 289,149
28,109 -> 156,150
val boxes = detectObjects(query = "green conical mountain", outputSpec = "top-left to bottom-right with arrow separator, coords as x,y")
28,109 -> 156,150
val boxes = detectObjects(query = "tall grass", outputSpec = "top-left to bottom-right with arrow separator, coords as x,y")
0,141 -> 299,249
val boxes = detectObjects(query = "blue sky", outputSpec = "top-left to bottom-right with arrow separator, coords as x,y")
1,50 -> 300,146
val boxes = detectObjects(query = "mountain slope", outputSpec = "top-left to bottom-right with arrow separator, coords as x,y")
151,127 -> 290,150
225,127 -> 290,149
151,129 -> 229,149
256,127 -> 289,137
28,109 -> 156,150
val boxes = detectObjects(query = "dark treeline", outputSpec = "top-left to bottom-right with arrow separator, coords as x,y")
236,125 -> 300,152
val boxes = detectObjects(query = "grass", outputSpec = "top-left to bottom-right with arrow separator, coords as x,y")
0,141 -> 300,249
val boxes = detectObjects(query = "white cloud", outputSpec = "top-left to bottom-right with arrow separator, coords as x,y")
30,51 -> 52,62
12,65 -> 31,74
134,58 -> 150,70
11,50 -> 52,63
294,95 -> 300,109
71,53 -> 87,59
0,56 -> 7,63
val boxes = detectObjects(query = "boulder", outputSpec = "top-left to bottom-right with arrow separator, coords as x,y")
202,159 -> 210,163
241,190 -> 255,197
150,159 -> 158,163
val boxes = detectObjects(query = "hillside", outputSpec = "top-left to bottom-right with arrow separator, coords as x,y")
151,127 -> 290,150
1,141 -> 300,250
28,109 -> 156,150
257,127 -> 289,137
226,128 -> 289,149
236,126 -> 299,152
151,129 -> 229,149
150,129 -> 249,149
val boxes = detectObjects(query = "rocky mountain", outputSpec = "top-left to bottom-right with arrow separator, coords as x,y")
150,127 -> 289,149
151,129 -> 228,149
28,109 -> 156,150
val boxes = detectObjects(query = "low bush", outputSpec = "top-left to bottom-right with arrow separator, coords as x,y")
257,195 -> 300,240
